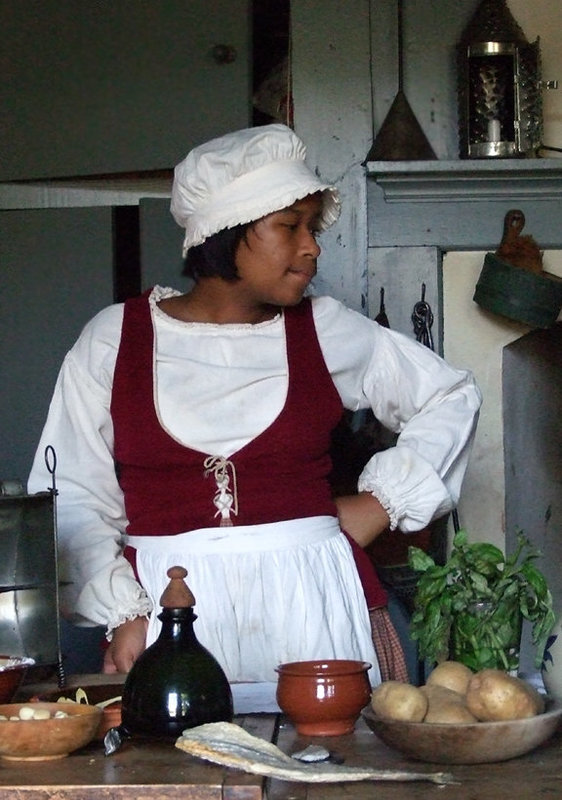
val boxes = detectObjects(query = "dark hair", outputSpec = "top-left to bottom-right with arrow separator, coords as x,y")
182,223 -> 251,282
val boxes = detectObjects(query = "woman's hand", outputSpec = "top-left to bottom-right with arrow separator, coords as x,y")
335,492 -> 390,548
103,616 -> 148,674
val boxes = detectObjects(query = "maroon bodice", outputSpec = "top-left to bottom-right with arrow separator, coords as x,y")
111,293 -> 343,534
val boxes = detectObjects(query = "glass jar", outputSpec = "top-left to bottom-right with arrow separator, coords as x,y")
450,598 -> 522,674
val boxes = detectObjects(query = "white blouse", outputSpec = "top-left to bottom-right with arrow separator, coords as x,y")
28,287 -> 481,632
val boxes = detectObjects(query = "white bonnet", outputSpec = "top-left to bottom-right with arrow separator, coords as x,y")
170,124 -> 340,257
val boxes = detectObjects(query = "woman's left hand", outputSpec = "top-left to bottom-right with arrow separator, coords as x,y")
335,492 -> 390,548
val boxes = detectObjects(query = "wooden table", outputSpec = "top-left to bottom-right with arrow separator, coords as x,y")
0,712 -> 272,800
270,716 -> 562,800
0,711 -> 561,799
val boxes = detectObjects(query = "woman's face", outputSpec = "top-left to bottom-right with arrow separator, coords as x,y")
233,193 -> 323,309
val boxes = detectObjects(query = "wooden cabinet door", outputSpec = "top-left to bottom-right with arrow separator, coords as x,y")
0,0 -> 250,180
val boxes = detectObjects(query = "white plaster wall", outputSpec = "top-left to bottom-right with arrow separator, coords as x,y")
443,251 -> 562,550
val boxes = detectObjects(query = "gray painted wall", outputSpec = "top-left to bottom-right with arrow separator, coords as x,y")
291,0 -> 480,314
1,207 -> 115,482
0,1 -> 251,483
139,198 -> 189,293
504,326 -> 562,671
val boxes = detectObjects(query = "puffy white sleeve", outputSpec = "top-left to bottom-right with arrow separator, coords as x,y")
312,296 -> 482,533
27,306 -> 152,633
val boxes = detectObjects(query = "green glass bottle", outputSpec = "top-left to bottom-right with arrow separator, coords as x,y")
121,566 -> 233,738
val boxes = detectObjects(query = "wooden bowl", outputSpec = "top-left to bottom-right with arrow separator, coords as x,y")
0,657 -> 35,703
276,659 -> 371,736
33,683 -> 122,740
0,702 -> 102,760
362,698 -> 562,764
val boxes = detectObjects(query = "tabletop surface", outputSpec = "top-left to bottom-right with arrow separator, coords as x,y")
0,714 -> 561,799
270,715 -> 562,800
5,676 -> 562,799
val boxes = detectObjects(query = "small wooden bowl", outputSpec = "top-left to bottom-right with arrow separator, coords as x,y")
0,702 -> 102,760
276,659 -> 371,736
33,684 -> 122,740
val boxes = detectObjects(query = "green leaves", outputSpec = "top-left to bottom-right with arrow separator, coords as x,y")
407,529 -> 555,670
408,547 -> 436,573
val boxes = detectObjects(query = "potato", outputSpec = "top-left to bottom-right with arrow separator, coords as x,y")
370,681 -> 428,722
426,661 -> 473,696
424,703 -> 478,724
420,684 -> 478,723
466,669 -> 545,721
420,684 -> 465,703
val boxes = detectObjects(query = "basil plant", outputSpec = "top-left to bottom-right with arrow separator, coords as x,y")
408,529 -> 555,672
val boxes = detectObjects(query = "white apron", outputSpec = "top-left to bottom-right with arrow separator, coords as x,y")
126,515 -> 380,688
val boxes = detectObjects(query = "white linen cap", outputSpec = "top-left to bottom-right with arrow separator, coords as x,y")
170,124 -> 340,257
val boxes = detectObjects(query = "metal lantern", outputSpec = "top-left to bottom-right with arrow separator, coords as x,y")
457,0 -> 542,158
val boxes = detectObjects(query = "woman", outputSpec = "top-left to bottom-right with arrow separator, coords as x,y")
28,124 -> 481,690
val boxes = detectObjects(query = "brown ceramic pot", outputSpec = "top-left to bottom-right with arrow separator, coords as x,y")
275,659 -> 371,736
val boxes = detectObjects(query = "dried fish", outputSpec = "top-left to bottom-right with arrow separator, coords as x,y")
176,721 -> 456,785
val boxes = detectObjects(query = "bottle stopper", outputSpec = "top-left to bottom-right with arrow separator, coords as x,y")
159,566 -> 196,608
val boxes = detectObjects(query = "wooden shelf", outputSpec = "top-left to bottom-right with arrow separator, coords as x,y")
365,158 -> 562,250
365,158 -> 562,203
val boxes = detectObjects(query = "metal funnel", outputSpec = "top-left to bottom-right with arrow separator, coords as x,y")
365,0 -> 436,161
